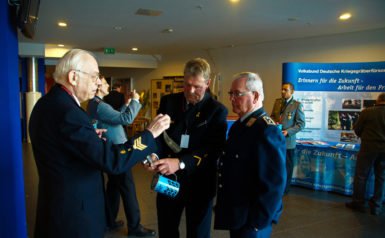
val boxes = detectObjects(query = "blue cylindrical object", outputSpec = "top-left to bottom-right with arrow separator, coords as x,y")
151,174 -> 180,198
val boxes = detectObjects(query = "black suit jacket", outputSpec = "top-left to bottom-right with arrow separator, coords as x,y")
156,92 -> 228,200
29,84 -> 156,238
103,90 -> 125,110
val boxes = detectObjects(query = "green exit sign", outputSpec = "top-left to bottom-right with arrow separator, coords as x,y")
104,48 -> 116,54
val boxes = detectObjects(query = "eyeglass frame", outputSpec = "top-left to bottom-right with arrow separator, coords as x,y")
228,90 -> 253,98
73,69 -> 101,82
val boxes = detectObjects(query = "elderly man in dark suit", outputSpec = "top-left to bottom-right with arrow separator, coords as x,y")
214,72 -> 286,238
29,49 -> 170,238
271,82 -> 305,193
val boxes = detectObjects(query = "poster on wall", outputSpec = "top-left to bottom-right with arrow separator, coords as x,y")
283,61 -> 385,143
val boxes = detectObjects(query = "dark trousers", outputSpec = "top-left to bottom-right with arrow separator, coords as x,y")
230,225 -> 272,238
156,193 -> 213,238
352,151 -> 385,209
284,149 -> 295,193
106,170 -> 141,230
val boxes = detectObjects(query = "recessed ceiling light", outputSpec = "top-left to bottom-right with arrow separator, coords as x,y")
229,0 -> 240,3
58,22 -> 67,27
162,28 -> 174,33
339,13 -> 351,20
135,8 -> 162,16
58,44 -> 64,47
114,26 -> 123,31
288,17 -> 298,22
132,48 -> 138,51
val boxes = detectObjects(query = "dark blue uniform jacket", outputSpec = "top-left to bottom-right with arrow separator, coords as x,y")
214,108 -> 286,230
156,92 -> 228,200
29,84 -> 157,238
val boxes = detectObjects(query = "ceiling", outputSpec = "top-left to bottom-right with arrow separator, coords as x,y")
18,0 -> 385,56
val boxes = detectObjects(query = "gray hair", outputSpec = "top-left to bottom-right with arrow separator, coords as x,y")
184,58 -> 211,83
53,49 -> 94,84
233,72 -> 264,100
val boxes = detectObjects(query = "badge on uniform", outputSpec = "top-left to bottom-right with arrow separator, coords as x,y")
180,134 -> 190,148
195,112 -> 200,118
133,137 -> 147,151
263,116 -> 276,125
246,117 -> 257,127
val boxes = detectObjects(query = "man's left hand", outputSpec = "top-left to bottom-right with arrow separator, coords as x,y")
153,158 -> 180,175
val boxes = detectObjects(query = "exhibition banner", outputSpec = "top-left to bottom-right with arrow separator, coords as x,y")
283,61 -> 385,143
292,144 -> 375,196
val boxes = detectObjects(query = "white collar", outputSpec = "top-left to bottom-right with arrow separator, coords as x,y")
72,95 -> 81,106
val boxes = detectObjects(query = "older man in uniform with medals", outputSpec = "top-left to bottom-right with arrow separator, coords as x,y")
271,82 -> 305,194
214,72 -> 286,238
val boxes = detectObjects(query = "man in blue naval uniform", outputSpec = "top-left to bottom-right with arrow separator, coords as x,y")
29,49 -> 170,238
271,82 -> 305,193
215,72 -> 286,238
150,58 -> 228,238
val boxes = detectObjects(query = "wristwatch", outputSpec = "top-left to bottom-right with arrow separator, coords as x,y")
179,160 -> 186,170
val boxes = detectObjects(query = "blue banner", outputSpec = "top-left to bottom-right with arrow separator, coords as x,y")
283,62 -> 385,92
283,61 -> 384,143
292,144 -> 375,196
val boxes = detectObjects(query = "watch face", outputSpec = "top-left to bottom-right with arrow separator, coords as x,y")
179,161 -> 185,169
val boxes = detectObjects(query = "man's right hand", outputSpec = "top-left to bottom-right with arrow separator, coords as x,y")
146,114 -> 171,138
131,89 -> 140,100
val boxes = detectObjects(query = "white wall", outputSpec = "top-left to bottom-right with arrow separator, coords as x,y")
105,28 -> 385,117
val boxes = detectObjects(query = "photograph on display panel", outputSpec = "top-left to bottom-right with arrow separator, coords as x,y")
328,110 -> 360,131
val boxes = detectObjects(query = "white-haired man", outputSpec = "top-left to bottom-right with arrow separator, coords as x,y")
214,72 -> 286,238
29,49 -> 170,238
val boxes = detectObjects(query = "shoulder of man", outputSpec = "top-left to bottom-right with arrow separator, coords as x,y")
87,97 -> 102,107
87,97 -> 102,115
289,99 -> 304,110
272,98 -> 283,109
291,98 -> 303,106
275,98 -> 283,103
245,114 -> 276,129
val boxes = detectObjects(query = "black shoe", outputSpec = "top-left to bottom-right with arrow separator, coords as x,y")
368,199 -> 383,216
370,207 -> 384,216
127,225 -> 156,237
107,220 -> 124,232
345,201 -> 366,213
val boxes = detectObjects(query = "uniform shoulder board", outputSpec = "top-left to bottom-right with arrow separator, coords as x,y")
246,117 -> 257,127
263,116 -> 276,126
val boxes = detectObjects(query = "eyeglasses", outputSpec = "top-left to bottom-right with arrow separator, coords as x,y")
228,91 -> 252,98
74,70 -> 100,82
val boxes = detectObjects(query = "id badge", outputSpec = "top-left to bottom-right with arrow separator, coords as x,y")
180,134 -> 190,148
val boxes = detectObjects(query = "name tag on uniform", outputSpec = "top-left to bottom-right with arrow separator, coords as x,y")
180,134 -> 190,148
